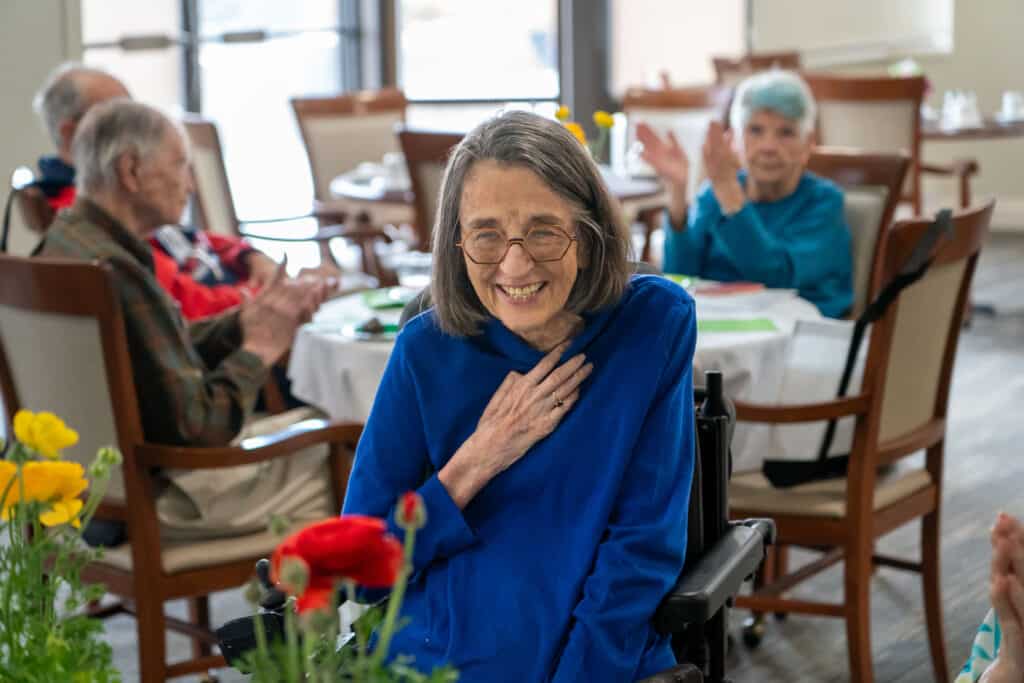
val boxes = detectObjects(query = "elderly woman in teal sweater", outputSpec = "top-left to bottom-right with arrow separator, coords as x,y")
638,70 -> 853,318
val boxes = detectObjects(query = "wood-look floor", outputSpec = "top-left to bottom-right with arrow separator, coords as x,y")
103,234 -> 1024,683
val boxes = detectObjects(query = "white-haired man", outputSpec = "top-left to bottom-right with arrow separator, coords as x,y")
32,62 -> 281,321
35,99 -> 334,541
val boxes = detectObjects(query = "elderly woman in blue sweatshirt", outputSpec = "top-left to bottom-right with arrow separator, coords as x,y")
342,110 -> 697,682
638,70 -> 853,318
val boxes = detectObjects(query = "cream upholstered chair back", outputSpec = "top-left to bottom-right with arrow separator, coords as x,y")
182,116 -> 240,238
841,188 -> 886,318
0,255 -> 142,503
397,128 -> 464,250
291,89 -> 407,204
868,201 -> 993,445
806,148 -> 911,319
804,75 -> 926,208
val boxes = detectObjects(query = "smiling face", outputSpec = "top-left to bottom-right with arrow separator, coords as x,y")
459,160 -> 581,345
739,109 -> 812,190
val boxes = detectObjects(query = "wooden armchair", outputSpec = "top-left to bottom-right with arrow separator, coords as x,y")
290,88 -> 412,229
712,51 -> 802,85
807,148 -> 911,318
0,253 -> 362,682
396,128 -> 465,251
183,115 -> 395,282
804,73 -> 979,214
727,201 -> 995,683
2,166 -> 55,256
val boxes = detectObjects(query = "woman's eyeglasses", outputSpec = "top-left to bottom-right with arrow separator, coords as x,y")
456,226 -> 577,265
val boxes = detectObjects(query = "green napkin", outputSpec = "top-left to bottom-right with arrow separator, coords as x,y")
361,287 -> 416,310
662,273 -> 696,288
697,318 -> 777,333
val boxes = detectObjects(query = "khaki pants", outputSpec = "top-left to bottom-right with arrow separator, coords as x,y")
156,408 -> 336,541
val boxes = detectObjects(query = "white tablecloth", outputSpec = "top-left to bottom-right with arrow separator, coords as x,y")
289,287 -> 838,471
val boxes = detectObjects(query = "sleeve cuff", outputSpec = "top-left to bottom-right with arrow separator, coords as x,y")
220,348 -> 269,402
405,474 -> 479,569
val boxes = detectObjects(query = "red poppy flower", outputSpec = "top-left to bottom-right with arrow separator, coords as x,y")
271,515 -> 402,613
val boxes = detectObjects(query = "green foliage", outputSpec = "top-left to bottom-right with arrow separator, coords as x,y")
0,439 -> 123,682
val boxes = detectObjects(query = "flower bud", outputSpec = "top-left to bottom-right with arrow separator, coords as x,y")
242,578 -> 262,607
88,461 -> 110,480
396,491 -> 426,531
97,446 -> 123,466
279,556 -> 310,596
269,514 -> 291,538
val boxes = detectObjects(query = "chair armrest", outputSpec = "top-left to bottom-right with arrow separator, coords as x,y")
733,394 -> 869,423
920,158 -> 980,178
135,419 -> 362,469
653,519 -> 775,632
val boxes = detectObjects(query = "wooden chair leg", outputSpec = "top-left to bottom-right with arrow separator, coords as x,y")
188,595 -> 213,659
845,543 -> 875,683
922,510 -> 950,683
136,592 -> 168,683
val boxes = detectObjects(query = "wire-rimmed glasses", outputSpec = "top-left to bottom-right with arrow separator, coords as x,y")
456,226 -> 577,265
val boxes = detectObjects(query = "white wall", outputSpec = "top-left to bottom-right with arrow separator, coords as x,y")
609,0 -> 744,95
755,0 -> 1024,229
752,0 -> 954,67
0,1 -> 82,182
0,1 -> 81,440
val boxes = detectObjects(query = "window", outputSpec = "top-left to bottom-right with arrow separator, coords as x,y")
81,0 -> 361,220
396,0 -> 559,129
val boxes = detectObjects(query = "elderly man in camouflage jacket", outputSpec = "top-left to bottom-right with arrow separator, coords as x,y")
35,98 -> 335,541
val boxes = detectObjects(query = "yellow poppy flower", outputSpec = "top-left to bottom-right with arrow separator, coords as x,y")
0,461 -> 16,512
0,461 -> 88,527
564,122 -> 587,145
555,105 -> 570,122
13,410 -> 79,459
593,110 -> 614,129
39,498 -> 84,528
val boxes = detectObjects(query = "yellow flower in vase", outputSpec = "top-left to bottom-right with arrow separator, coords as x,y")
13,410 -> 79,459
555,105 -> 570,122
593,110 -> 615,129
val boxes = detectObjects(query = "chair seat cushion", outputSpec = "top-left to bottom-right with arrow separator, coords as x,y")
729,467 -> 932,518
99,527 -> 287,574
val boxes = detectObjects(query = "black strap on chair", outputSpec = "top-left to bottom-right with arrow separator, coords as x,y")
1,188 -> 17,253
762,209 -> 955,488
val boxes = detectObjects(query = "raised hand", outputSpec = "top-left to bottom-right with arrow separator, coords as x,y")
702,121 -> 745,215
439,340 -> 594,508
981,513 -> 1024,683
636,123 -> 690,227
636,123 -> 690,192
701,121 -> 741,185
240,257 -> 331,365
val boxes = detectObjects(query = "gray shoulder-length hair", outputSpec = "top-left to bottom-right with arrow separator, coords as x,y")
431,110 -> 633,337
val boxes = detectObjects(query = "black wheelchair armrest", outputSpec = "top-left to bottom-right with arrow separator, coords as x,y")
653,518 -> 775,633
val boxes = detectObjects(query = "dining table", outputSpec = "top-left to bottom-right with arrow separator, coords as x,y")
287,281 -> 838,472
